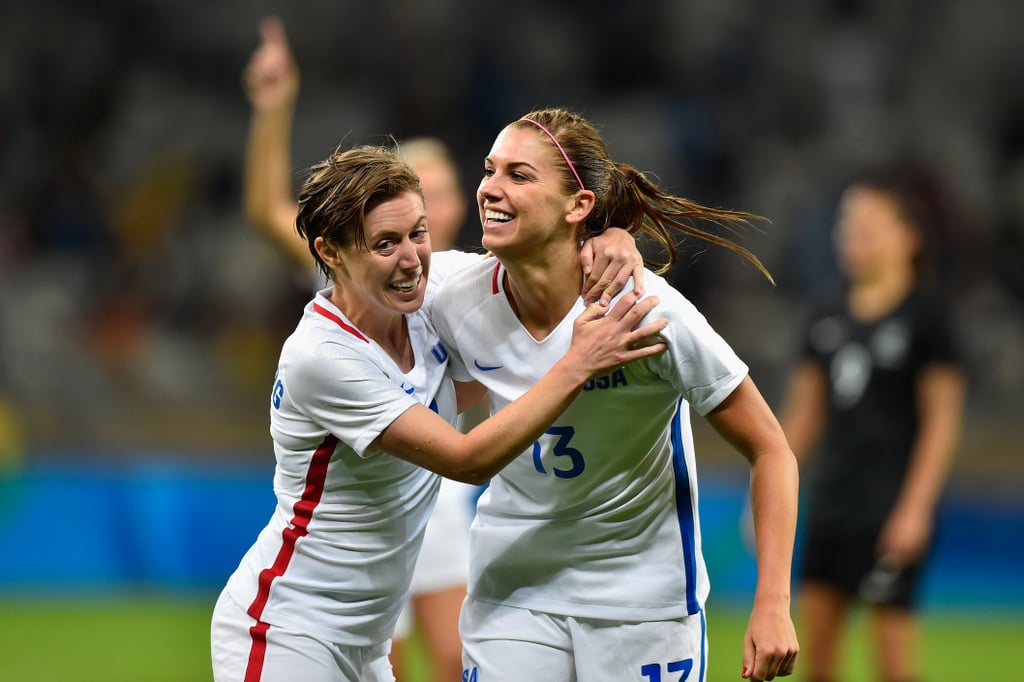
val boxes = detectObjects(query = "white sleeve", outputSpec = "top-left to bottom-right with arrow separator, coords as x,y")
285,339 -> 420,457
429,268 -> 474,382
423,250 -> 485,324
429,250 -> 485,287
431,296 -> 473,383
646,286 -> 748,416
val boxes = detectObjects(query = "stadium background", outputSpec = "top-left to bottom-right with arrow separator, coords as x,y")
0,1 -> 1021,680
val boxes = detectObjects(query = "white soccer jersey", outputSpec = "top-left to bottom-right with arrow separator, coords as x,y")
219,250 -> 479,648
431,260 -> 748,622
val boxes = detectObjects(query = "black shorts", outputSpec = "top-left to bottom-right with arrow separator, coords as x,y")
798,525 -> 927,611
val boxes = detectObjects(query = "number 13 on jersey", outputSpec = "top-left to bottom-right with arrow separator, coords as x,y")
531,425 -> 585,479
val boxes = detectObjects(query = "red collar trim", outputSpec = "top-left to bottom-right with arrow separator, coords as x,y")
312,302 -> 369,343
491,262 -> 501,295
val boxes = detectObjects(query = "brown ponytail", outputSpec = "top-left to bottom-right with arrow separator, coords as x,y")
514,108 -> 774,284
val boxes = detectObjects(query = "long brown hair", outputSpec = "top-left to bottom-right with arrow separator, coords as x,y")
512,108 -> 774,284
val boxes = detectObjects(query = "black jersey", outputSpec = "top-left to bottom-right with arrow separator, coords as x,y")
799,283 -> 961,533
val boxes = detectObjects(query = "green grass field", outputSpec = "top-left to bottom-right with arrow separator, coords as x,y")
0,595 -> 1018,681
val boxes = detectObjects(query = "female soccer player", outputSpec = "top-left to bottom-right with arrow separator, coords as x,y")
431,108 -> 801,682
238,19 -> 647,681
781,170 -> 965,682
210,143 -> 666,681
240,20 -> 477,680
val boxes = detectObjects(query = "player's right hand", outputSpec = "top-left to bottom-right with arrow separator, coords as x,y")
243,16 -> 300,112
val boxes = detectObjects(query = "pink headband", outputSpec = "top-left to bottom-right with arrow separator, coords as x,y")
519,117 -> 585,190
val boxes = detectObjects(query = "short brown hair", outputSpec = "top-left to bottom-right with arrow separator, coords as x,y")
296,144 -> 422,281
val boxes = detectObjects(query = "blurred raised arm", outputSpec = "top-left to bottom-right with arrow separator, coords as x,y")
242,16 -> 309,267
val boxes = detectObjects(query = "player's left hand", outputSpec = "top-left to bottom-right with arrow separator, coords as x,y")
878,503 -> 932,564
579,227 -> 645,306
742,598 -> 799,681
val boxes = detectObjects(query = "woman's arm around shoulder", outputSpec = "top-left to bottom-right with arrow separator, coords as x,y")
376,293 -> 668,483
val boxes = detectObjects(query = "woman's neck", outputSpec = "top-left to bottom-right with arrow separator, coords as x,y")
847,266 -> 915,322
330,288 -> 413,371
503,255 -> 582,341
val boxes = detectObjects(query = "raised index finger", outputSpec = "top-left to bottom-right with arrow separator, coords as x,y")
260,15 -> 289,48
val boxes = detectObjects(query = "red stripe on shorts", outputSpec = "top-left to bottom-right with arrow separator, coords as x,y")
243,433 -> 338,682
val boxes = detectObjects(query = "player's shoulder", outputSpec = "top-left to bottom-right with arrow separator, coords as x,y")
433,255 -> 501,311
429,249 -> 488,289
900,285 -> 960,348
431,248 -> 485,272
438,253 -> 496,285
286,295 -> 376,364
640,268 -> 685,301
902,284 -> 951,319
623,268 -> 702,320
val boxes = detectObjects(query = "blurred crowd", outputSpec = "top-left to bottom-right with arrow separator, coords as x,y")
0,0 -> 1021,472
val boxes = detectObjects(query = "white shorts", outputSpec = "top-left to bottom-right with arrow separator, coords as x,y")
392,478 -> 476,638
459,598 -> 708,682
210,590 -> 394,682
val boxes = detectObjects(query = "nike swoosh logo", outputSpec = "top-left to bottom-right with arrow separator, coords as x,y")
474,360 -> 504,372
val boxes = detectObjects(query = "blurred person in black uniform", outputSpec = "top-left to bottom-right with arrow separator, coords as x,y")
779,167 -> 965,682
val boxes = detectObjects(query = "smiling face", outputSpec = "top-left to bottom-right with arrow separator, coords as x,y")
320,191 -> 431,325
477,125 -> 583,259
